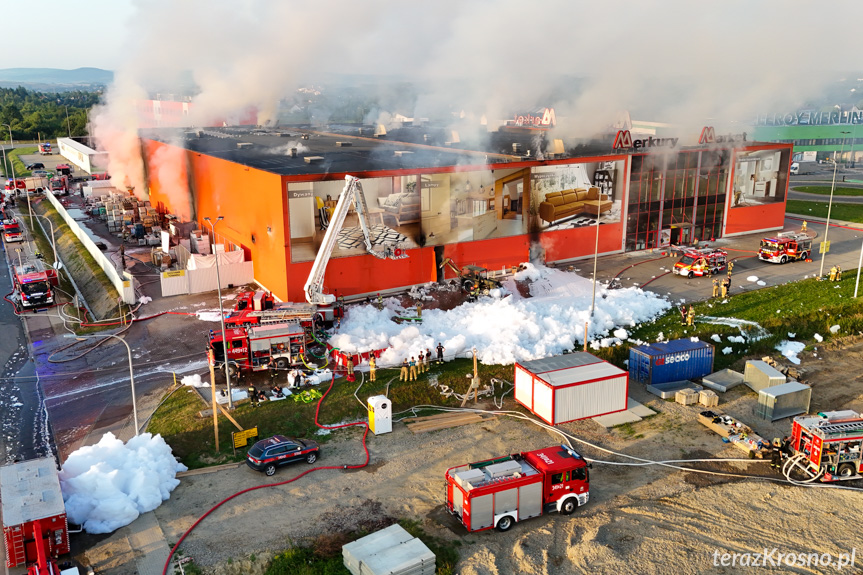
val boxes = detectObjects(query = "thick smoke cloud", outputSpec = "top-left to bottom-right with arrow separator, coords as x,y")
91,0 -> 863,194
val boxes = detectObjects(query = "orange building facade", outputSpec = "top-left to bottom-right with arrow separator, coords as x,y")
141,133 -> 792,303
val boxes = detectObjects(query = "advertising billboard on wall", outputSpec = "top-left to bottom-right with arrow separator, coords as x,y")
730,148 -> 790,209
530,160 -> 624,232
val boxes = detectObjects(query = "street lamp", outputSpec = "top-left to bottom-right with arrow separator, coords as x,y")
203,216 -> 233,409
32,213 -> 58,263
64,333 -> 138,436
64,106 -> 72,138
1,123 -> 30,226
818,130 -> 850,278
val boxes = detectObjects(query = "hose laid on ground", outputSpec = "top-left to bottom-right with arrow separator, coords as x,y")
161,374 -> 370,575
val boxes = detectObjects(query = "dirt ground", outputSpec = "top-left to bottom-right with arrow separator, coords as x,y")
76,336 -> 863,575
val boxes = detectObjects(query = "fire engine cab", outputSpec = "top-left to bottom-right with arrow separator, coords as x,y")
14,260 -> 57,309
208,322 -> 306,376
758,232 -> 812,264
672,247 -> 727,278
3,218 -> 24,243
789,410 -> 863,482
445,445 -> 590,532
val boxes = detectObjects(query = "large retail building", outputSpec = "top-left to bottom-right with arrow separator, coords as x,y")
139,121 -> 792,302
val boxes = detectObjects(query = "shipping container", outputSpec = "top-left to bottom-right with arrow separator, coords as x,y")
756,381 -> 811,421
744,360 -> 786,392
514,352 -> 628,425
628,339 -> 715,386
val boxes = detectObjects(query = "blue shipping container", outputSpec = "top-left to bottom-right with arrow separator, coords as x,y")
628,339 -> 715,385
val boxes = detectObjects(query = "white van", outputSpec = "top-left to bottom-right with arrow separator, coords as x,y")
790,162 -> 799,175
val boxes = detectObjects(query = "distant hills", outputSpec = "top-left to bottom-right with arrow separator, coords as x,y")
0,67 -> 113,91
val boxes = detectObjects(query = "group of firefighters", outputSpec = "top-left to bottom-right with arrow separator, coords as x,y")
399,342 -> 446,381
829,265 -> 843,282
708,261 -> 735,300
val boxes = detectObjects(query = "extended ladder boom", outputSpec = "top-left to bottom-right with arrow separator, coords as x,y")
304,175 -> 406,305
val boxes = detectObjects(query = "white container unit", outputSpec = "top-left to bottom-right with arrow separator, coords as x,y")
515,352 -> 628,425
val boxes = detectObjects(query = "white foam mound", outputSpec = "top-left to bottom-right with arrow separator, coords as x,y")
60,432 -> 187,534
331,263 -> 671,366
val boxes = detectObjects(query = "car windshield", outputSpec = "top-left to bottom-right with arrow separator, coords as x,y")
680,256 -> 695,265
760,241 -> 779,250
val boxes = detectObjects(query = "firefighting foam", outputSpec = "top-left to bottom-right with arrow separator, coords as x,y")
330,263 -> 671,366
59,432 -> 187,534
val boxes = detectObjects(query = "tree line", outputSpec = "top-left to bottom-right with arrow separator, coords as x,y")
0,87 -> 99,141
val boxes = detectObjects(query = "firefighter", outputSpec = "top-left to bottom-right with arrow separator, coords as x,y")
781,436 -> 793,458
679,306 -> 687,325
417,350 -> 425,374
829,265 -> 837,282
712,278 -> 719,298
376,293 -> 384,311
836,265 -> 842,281
346,356 -> 354,379
409,356 -> 417,381
721,277 -> 729,298
728,260 -> 734,274
426,348 -> 433,370
400,358 -> 408,381
436,342 -> 445,364
801,220 -> 808,233
369,355 -> 377,382
770,438 -> 783,470
248,384 -> 259,407
686,305 -> 695,327
267,357 -> 278,381
416,303 -> 422,320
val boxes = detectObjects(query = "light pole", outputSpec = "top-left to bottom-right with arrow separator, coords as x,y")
64,106 -> 72,138
818,130 -> 850,278
204,216 -> 233,408
33,213 -> 57,263
65,333 -> 138,436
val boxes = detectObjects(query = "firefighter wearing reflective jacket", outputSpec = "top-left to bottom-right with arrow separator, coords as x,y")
400,358 -> 408,381
712,278 -> 719,298
836,265 -> 842,281
829,266 -> 837,282
686,305 -> 695,327
369,356 -> 377,382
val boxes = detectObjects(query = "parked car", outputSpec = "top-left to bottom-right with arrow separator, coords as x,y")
26,162 -> 45,170
245,435 -> 319,476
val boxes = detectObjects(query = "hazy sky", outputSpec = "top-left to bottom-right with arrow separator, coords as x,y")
0,0 -> 135,69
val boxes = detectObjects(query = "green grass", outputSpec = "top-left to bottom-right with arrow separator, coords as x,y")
263,519 -> 458,575
147,357 -> 513,469
785,199 -> 863,223
4,146 -> 38,177
589,271 -> 863,372
793,185 -> 863,196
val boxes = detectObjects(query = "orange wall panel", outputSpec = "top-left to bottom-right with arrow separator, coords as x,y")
144,140 -> 290,299
286,247 -> 438,300
441,236 -> 530,278
725,202 -> 786,235
541,222 -> 624,262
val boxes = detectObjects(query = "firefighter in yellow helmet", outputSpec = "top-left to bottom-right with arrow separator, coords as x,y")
829,266 -> 837,282
686,305 -> 695,327
369,355 -> 376,382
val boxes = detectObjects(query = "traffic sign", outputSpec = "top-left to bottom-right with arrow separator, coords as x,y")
819,241 -> 830,254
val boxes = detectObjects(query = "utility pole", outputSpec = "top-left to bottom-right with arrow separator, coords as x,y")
208,349 -> 219,452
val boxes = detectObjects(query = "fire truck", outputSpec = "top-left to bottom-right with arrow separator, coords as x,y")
5,178 -> 25,194
208,322 -> 307,376
758,232 -> 812,264
445,445 -> 590,532
49,176 -> 69,196
3,218 -> 24,243
788,410 -> 863,482
1,458 -> 79,575
38,142 -> 52,155
224,290 -> 342,330
14,260 -> 57,309
672,247 -> 727,278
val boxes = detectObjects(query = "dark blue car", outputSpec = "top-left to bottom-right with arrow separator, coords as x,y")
246,435 -> 319,476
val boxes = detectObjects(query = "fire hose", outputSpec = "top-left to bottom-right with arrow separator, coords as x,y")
161,374 -> 370,575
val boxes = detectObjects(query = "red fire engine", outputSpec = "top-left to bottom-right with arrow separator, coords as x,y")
14,260 -> 58,309
49,176 -> 69,196
789,410 -> 863,482
208,322 -> 307,376
672,247 -> 727,278
445,445 -> 590,532
224,290 -> 343,330
3,217 -> 24,243
1,458 -> 78,574
758,232 -> 812,264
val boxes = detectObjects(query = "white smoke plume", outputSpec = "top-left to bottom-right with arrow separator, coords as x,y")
91,0 -> 863,193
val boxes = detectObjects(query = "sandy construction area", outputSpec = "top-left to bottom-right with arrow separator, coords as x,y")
81,339 -> 863,574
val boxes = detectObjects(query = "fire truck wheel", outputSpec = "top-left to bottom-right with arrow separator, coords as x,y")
780,256 -> 787,264
305,452 -> 318,464
224,362 -> 239,378
264,464 -> 277,476
496,515 -> 514,532
801,252 -> 809,261
275,357 -> 289,370
837,463 -> 856,478
560,497 -> 578,515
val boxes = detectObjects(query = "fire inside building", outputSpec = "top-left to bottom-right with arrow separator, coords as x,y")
139,119 -> 792,303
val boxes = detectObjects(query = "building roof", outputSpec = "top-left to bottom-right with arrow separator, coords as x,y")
142,124 -> 721,178
0,457 -> 65,526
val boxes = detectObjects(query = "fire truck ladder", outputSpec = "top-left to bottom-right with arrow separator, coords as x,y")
248,308 -> 312,325
304,175 -> 407,305
8,527 -> 26,566
815,420 -> 863,436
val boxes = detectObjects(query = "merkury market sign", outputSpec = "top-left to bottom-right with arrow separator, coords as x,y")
613,131 -> 678,150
